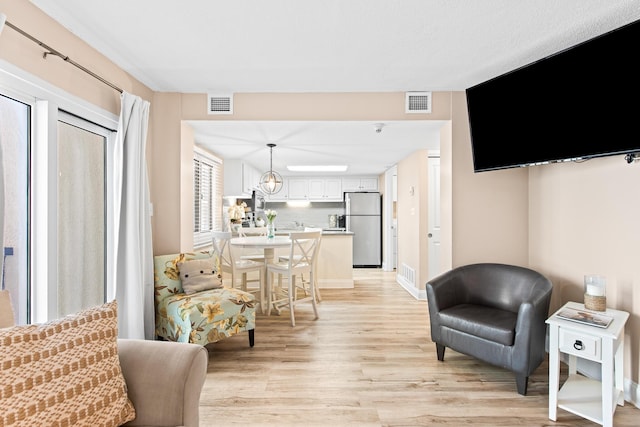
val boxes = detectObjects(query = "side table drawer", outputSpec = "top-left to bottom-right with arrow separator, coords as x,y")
559,328 -> 601,362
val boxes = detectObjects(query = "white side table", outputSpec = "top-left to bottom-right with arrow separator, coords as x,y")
546,301 -> 629,427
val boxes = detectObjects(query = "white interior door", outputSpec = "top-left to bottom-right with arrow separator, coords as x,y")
383,166 -> 397,272
428,155 -> 441,280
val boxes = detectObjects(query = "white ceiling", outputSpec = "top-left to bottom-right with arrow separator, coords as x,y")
187,120 -> 445,176
29,0 -> 640,176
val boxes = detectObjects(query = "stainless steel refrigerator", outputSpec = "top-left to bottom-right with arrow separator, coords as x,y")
345,192 -> 381,267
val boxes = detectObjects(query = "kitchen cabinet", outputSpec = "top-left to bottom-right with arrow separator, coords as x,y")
284,177 -> 343,201
272,232 -> 354,289
307,178 -> 342,201
224,159 -> 259,197
342,177 -> 378,192
275,175 -> 377,201
287,178 -> 309,199
315,233 -> 353,288
266,178 -> 289,201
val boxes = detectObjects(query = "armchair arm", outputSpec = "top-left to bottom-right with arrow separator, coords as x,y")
118,339 -> 208,427
512,281 -> 553,374
426,269 -> 465,343
426,270 -> 464,311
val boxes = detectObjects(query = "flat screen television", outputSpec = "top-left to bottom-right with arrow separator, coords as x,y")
466,19 -> 640,172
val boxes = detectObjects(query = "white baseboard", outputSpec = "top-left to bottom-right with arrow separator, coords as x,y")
396,275 -> 427,300
625,378 -> 640,408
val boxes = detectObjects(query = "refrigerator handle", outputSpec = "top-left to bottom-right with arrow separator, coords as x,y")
345,195 -> 350,231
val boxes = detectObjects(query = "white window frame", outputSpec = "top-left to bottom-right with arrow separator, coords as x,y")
0,59 -> 118,323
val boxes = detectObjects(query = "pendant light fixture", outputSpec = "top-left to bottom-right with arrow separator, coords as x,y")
259,143 -> 283,194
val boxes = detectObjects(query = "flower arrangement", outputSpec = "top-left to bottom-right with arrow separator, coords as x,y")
228,201 -> 247,223
264,209 -> 277,238
264,209 -> 277,224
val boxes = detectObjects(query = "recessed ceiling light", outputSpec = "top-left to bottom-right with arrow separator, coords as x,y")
287,165 -> 348,172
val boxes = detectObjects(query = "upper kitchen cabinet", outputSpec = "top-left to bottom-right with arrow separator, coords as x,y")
266,178 -> 289,201
286,177 -> 342,201
287,178 -> 309,200
308,178 -> 342,201
223,159 -> 259,197
342,177 -> 378,192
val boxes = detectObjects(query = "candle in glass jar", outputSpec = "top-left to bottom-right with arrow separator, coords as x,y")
586,284 -> 605,296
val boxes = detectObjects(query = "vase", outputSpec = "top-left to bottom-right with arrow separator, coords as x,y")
267,221 -> 275,239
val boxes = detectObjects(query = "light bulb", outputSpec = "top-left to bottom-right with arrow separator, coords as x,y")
267,174 -> 276,191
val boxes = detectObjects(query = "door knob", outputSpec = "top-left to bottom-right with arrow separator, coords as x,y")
428,233 -> 433,238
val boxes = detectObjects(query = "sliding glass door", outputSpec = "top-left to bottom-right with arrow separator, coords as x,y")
0,94 -> 30,325
56,114 -> 108,316
0,71 -> 117,324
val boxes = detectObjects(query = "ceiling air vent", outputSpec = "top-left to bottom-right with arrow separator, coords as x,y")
207,94 -> 233,115
405,91 -> 432,113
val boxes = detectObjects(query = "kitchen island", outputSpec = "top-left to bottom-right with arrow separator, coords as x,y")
274,229 -> 354,289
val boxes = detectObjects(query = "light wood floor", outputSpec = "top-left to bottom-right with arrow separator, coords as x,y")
201,269 -> 639,426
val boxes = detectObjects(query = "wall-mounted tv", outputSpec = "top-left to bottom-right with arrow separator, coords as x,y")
466,19 -> 640,172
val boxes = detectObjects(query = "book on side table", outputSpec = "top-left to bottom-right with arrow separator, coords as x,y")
555,306 -> 613,328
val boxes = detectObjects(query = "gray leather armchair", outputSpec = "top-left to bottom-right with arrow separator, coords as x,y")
426,263 -> 553,395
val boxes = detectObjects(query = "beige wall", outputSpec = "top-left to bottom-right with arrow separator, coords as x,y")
439,121 -> 453,275
450,92 -> 529,266
0,0 -> 152,114
529,157 -> 640,384
180,92 -> 453,121
397,151 -> 426,288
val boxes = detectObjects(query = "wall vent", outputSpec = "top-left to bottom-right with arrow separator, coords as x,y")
405,91 -> 432,113
401,263 -> 416,287
207,94 -> 233,114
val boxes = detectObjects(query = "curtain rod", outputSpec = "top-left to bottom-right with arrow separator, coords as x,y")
5,20 -> 123,94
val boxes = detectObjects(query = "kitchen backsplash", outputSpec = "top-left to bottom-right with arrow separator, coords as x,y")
261,201 -> 344,229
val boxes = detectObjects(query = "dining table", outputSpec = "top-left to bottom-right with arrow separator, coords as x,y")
229,235 -> 291,314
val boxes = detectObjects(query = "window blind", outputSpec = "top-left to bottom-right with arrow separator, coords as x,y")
193,150 -> 223,248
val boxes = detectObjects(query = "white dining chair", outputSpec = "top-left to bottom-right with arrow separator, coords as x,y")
237,226 -> 269,262
267,230 -> 321,326
211,231 -> 265,301
278,227 -> 323,303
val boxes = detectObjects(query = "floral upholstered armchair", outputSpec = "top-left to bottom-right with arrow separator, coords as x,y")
154,252 -> 256,346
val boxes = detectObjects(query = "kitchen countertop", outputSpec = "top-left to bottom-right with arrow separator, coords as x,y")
321,230 -> 354,235
273,229 -> 353,236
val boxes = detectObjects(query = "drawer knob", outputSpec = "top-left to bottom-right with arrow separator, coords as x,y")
573,340 -> 584,351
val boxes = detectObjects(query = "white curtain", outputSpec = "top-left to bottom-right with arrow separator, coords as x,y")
113,92 -> 154,339
0,130 -> 4,289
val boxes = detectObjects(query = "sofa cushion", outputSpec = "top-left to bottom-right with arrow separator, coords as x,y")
438,303 -> 517,346
0,300 -> 136,427
177,258 -> 222,295
155,287 -> 255,344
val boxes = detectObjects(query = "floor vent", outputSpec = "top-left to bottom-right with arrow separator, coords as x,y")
405,91 -> 432,113
401,263 -> 416,287
207,94 -> 233,114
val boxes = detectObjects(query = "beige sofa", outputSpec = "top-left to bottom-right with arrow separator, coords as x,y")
118,339 -> 208,427
0,293 -> 208,427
